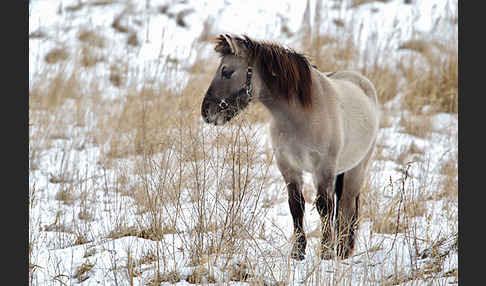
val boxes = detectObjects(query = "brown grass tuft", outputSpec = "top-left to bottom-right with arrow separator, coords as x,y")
30,29 -> 47,39
55,187 -> 77,205
350,0 -> 391,8
127,32 -> 139,46
399,49 -> 458,114
360,62 -> 400,104
402,199 -> 427,218
112,11 -> 130,33
229,262 -> 251,282
151,270 -> 181,284
176,9 -> 194,28
107,223 -> 179,241
30,66 -> 83,114
185,267 -> 216,284
45,48 -> 69,64
65,2 -> 85,12
398,114 -> 432,138
72,261 -> 94,282
109,63 -> 126,87
77,29 -> 106,48
304,35 -> 357,73
80,46 -> 104,67
435,154 -> 458,200
372,218 -> 406,234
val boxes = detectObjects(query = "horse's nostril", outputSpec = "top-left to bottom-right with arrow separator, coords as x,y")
219,99 -> 228,109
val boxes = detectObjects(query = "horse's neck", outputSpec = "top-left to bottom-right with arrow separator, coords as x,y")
260,92 -> 309,132
258,68 -> 326,129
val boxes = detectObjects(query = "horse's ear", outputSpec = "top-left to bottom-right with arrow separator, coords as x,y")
214,34 -> 250,58
232,36 -> 251,58
214,34 -> 232,56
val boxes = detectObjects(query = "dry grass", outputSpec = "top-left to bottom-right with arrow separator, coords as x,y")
77,29 -> 106,48
361,62 -> 400,104
303,34 -> 357,73
54,187 -> 77,205
435,154 -> 458,201
30,29 -> 47,39
112,10 -> 131,33
107,224 -> 179,240
26,56 -> 275,281
350,0 -> 392,8
150,270 -> 181,284
29,65 -> 82,111
109,63 -> 126,87
44,47 -> 69,64
399,42 -> 458,114
73,261 -> 94,282
127,32 -> 139,46
398,114 -> 433,138
80,45 -> 104,67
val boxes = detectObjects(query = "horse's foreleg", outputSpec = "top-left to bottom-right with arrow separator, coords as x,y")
277,159 -> 306,260
315,168 -> 337,260
287,181 -> 306,260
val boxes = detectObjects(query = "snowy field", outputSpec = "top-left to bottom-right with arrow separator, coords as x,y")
29,0 -> 458,285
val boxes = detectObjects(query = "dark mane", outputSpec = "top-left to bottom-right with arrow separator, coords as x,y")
215,35 -> 313,108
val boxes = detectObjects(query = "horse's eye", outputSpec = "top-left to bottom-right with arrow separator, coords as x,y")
222,67 -> 234,79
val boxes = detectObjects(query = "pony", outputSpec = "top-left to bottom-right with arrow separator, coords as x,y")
201,34 -> 380,260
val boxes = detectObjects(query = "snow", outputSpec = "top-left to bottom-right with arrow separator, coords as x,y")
29,0 -> 457,285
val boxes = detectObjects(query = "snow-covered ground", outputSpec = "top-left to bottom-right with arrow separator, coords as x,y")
29,0 -> 458,285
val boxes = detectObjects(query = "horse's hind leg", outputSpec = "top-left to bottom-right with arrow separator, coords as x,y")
335,183 -> 360,259
336,147 -> 374,259
277,159 -> 306,260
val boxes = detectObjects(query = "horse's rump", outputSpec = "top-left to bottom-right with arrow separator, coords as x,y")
327,71 -> 380,173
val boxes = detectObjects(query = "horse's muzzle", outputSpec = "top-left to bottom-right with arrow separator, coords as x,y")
201,94 -> 222,125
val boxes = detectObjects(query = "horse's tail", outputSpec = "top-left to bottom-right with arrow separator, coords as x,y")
335,172 -> 344,201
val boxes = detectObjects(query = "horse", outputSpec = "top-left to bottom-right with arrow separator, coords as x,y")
200,34 -> 380,260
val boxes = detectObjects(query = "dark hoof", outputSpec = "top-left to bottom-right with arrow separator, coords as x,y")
291,233 -> 306,261
321,252 -> 334,260
320,244 -> 335,260
291,250 -> 305,261
336,246 -> 352,260
291,241 -> 306,261
320,250 -> 335,260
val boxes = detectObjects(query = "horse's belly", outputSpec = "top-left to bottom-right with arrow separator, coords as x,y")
338,138 -> 373,173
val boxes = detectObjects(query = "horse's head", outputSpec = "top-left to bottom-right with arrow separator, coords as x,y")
201,34 -> 254,125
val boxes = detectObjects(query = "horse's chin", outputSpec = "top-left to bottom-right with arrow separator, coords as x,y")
202,113 -> 231,126
203,107 -> 244,126
213,111 -> 241,125
215,112 -> 236,125
215,116 -> 227,126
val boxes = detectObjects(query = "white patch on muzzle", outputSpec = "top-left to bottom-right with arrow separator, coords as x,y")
216,116 -> 225,126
